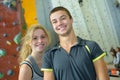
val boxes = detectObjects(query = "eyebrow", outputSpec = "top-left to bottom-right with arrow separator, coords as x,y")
60,15 -> 67,18
51,15 -> 67,21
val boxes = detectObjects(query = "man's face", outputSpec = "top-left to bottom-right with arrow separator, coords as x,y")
50,10 -> 73,36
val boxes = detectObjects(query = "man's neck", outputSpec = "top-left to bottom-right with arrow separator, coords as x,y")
59,30 -> 77,46
60,36 -> 77,46
59,33 -> 77,53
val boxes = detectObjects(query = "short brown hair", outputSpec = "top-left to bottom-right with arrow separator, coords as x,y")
49,6 -> 72,19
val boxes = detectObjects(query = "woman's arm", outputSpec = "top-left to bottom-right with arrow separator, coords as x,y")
18,64 -> 32,80
44,71 -> 55,80
94,57 -> 110,80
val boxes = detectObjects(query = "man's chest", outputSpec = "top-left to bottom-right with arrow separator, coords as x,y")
52,48 -> 91,70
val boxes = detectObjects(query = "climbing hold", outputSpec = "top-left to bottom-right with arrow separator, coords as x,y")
3,0 -> 17,10
22,24 -> 27,30
7,69 -> 14,76
0,72 -> 4,79
13,54 -> 16,57
13,32 -> 21,45
16,46 -> 21,52
12,21 -> 17,26
14,66 -> 16,69
0,49 -> 6,57
6,40 -> 11,45
3,0 -> 10,6
10,0 -> 16,7
3,33 -> 8,37
12,21 -> 18,26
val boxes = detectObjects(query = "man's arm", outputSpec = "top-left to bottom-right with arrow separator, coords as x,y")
44,71 -> 55,80
94,57 -> 110,80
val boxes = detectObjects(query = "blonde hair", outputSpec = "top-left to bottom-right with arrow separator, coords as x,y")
18,24 -> 50,63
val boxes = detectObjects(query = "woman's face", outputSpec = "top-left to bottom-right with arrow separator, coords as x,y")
30,29 -> 48,53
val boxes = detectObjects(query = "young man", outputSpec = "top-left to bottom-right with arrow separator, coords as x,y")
41,6 -> 110,80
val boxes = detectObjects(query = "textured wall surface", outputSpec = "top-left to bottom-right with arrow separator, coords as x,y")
0,0 -> 21,79
22,0 -> 38,28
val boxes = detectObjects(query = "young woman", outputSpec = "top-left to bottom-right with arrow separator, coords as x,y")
18,24 -> 50,80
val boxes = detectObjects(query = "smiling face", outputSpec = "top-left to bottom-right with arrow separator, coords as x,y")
30,29 -> 48,53
50,10 -> 73,36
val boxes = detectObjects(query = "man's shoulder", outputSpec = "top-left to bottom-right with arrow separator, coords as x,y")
85,39 -> 97,45
77,37 -> 100,52
78,37 -> 97,46
45,45 -> 59,54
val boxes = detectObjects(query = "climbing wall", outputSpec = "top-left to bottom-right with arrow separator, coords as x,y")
0,0 -> 22,79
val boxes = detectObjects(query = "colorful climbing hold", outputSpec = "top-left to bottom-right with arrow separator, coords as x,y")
0,49 -> 6,57
3,33 -> 8,37
0,72 -> 4,79
13,32 -> 21,45
6,40 -> 11,45
7,69 -> 14,76
16,46 -> 21,51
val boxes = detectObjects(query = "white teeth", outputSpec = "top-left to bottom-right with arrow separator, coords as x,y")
57,26 -> 65,30
36,44 -> 44,46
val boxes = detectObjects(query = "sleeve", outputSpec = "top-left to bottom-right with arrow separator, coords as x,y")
87,41 -> 106,62
41,51 -> 53,72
